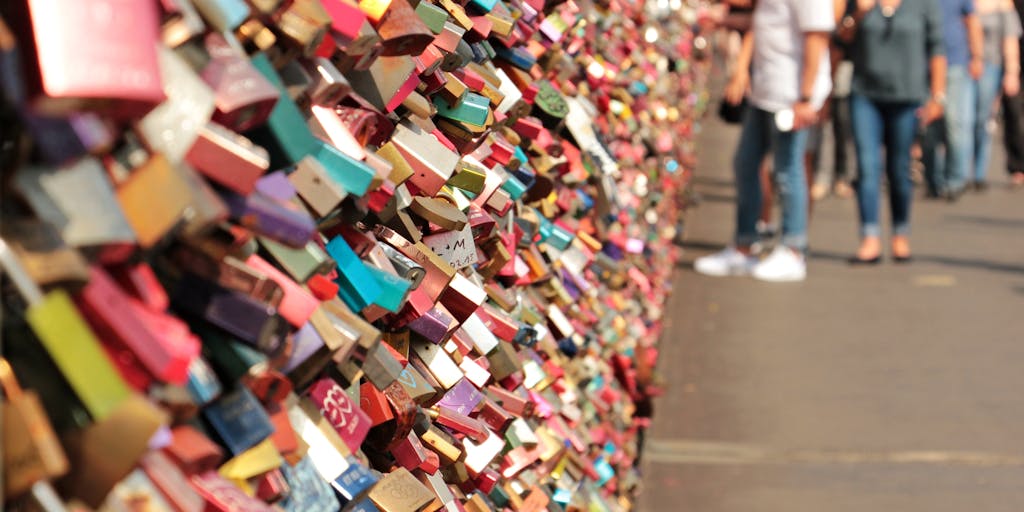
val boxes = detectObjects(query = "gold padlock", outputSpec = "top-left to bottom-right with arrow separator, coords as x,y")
1,359 -> 70,500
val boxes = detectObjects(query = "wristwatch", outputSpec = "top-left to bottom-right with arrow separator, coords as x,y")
841,15 -> 856,28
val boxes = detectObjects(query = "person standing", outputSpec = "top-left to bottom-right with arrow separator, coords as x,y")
812,46 -> 857,200
695,0 -> 835,282
972,0 -> 1021,189
840,0 -> 947,263
921,0 -> 985,200
1001,0 -> 1024,186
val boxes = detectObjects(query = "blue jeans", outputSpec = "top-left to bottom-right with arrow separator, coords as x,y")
733,107 -> 809,250
974,63 -> 1003,182
922,65 -> 976,193
850,93 -> 919,238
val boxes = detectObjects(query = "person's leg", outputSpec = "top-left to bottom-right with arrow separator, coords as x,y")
920,110 -> 946,196
758,159 -> 774,232
943,65 -> 976,195
832,94 -> 853,183
850,94 -> 885,259
972,63 -> 1003,185
749,119 -> 811,282
1001,83 -> 1024,178
695,107 -> 770,277
883,102 -> 921,258
734,108 -> 772,249
772,123 -> 811,251
806,123 -> 824,206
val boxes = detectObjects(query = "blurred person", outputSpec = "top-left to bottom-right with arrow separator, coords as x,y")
1000,0 -> 1024,186
971,0 -> 1021,190
840,0 -> 947,263
812,49 -> 856,199
695,0 -> 836,282
921,0 -> 984,200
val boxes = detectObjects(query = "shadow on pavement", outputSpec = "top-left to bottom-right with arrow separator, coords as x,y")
911,255 -> 1024,275
692,176 -> 736,188
945,214 -> 1024,230
693,192 -> 737,204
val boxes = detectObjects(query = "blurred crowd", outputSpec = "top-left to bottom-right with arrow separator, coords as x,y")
692,0 -> 1023,282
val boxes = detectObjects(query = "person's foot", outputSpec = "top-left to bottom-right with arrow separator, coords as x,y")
853,236 -> 882,262
751,246 -> 806,282
944,187 -> 965,202
756,220 -> 776,238
1011,172 -> 1024,188
833,180 -> 853,198
694,247 -> 758,277
811,182 -> 829,201
891,235 -> 912,262
972,180 -> 988,192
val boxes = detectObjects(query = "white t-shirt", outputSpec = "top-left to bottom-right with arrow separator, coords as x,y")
748,0 -> 835,113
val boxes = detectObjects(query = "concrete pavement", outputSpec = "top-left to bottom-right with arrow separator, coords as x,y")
637,109 -> 1024,511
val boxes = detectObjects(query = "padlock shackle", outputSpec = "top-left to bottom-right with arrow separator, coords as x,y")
0,237 -> 45,306
0,358 -> 25,400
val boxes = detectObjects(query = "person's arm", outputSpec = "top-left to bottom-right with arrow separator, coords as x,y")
1002,0 -> 1022,94
720,11 -> 754,32
920,0 -> 948,125
833,0 -> 846,23
965,3 -> 985,79
792,31 -> 831,129
724,30 -> 755,105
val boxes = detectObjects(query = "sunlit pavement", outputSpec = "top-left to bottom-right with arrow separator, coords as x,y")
638,110 -> 1024,511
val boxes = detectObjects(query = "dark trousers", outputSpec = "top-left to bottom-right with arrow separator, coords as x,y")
1003,90 -> 1024,174
832,95 -> 853,180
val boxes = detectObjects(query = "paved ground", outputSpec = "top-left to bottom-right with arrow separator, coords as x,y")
637,110 -> 1024,511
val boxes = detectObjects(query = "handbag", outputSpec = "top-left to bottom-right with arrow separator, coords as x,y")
718,96 -> 747,124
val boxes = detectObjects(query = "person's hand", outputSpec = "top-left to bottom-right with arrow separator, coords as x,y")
969,57 -> 984,80
698,3 -> 728,27
724,71 -> 749,106
817,98 -> 833,123
856,0 -> 877,15
917,98 -> 944,127
1005,72 -> 1021,97
792,101 -> 819,130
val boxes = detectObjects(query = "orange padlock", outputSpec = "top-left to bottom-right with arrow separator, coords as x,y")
1,358 -> 70,500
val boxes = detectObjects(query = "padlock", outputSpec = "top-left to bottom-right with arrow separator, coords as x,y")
1,0 -> 165,117
331,458 -> 379,507
140,450 -> 206,512
0,238 -> 132,421
0,358 -> 70,500
367,468 -> 434,512
13,158 -> 137,250
58,393 -> 169,507
76,265 -> 201,385
306,377 -> 372,454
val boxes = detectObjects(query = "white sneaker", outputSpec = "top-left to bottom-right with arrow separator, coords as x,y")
751,246 -> 806,282
694,247 -> 758,277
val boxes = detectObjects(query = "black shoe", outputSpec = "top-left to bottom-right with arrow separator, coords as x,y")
972,181 -> 988,192
848,255 -> 882,265
893,254 -> 913,264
